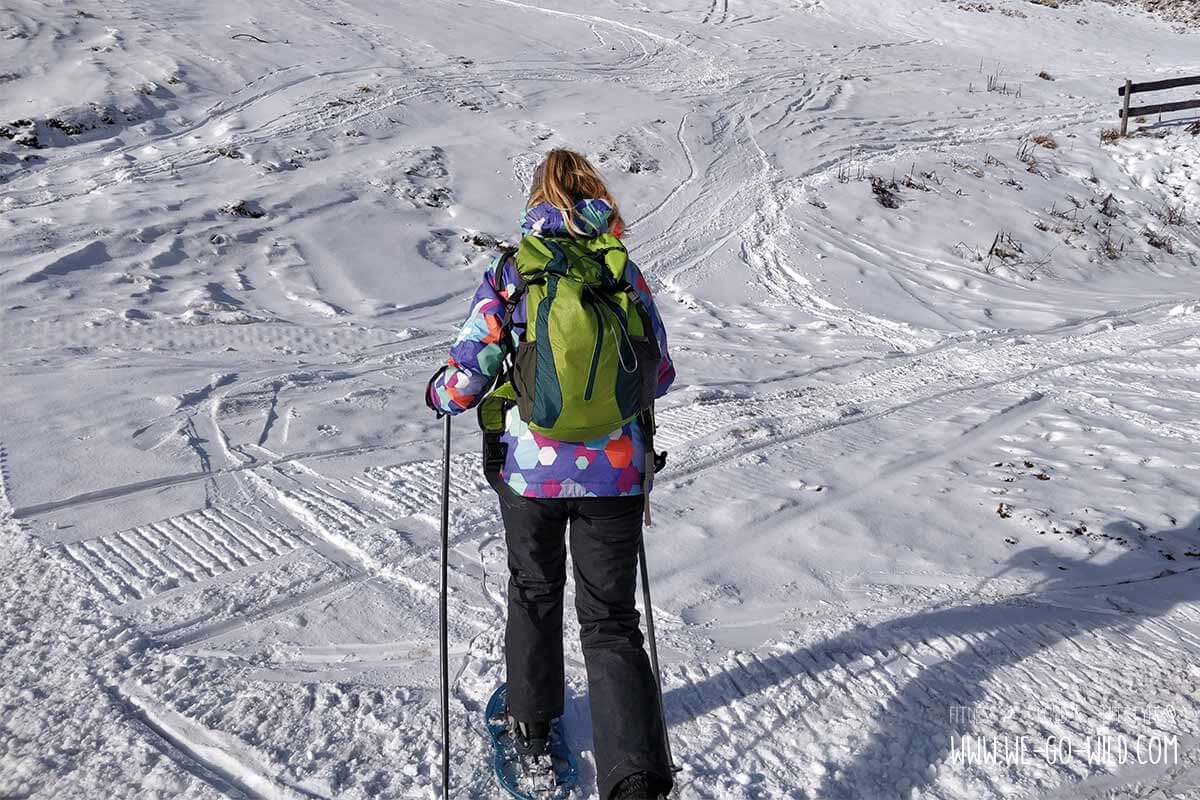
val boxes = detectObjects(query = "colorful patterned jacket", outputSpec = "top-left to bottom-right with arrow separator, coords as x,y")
428,199 -> 675,498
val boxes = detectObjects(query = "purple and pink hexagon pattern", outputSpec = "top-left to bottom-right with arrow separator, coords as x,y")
500,407 -> 646,498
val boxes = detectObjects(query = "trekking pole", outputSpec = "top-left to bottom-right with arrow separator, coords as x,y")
637,541 -> 677,772
439,414 -> 452,799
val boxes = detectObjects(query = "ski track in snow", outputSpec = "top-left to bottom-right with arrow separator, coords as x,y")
3,0 -> 1200,798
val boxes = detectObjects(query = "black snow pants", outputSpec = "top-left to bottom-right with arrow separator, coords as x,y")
496,487 -> 672,800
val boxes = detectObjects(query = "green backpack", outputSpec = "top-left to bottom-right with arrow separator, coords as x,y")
480,233 -> 660,443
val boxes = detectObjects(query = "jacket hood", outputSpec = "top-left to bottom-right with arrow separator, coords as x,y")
520,199 -> 614,238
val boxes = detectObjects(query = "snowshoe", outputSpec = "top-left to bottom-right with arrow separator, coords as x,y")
485,684 -> 578,799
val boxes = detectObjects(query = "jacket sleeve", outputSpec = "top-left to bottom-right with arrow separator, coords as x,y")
625,259 -> 676,398
427,257 -> 510,415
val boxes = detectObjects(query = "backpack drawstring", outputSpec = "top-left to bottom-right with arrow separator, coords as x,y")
585,284 -> 638,375
610,310 -> 639,374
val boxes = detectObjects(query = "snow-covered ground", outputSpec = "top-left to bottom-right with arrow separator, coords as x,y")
3,0 -> 1200,798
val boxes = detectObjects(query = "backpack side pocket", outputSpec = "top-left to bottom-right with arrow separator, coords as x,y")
512,339 -> 538,424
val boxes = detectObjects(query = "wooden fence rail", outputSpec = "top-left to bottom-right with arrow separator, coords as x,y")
1118,74 -> 1200,136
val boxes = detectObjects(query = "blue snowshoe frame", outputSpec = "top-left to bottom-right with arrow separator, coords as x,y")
485,684 -> 579,799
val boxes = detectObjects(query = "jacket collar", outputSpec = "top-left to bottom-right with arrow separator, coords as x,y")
520,199 -> 613,237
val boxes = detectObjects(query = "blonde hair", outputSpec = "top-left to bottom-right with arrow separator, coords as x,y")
527,149 -> 625,237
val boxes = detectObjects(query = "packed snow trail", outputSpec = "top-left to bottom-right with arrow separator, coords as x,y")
3,0 -> 1200,798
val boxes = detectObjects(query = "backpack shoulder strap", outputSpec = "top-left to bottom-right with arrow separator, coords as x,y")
477,248 -> 522,441
492,246 -> 519,296
491,249 -> 525,334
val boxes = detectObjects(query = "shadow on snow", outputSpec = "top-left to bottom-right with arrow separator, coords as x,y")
662,515 -> 1200,798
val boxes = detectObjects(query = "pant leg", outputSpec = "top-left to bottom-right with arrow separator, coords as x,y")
568,495 -> 672,800
497,488 -> 570,723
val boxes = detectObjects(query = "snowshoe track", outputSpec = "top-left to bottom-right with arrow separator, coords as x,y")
61,507 -> 312,603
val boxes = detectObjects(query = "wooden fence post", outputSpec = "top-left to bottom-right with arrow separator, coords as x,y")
1117,74 -> 1200,133
1120,78 -> 1132,137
